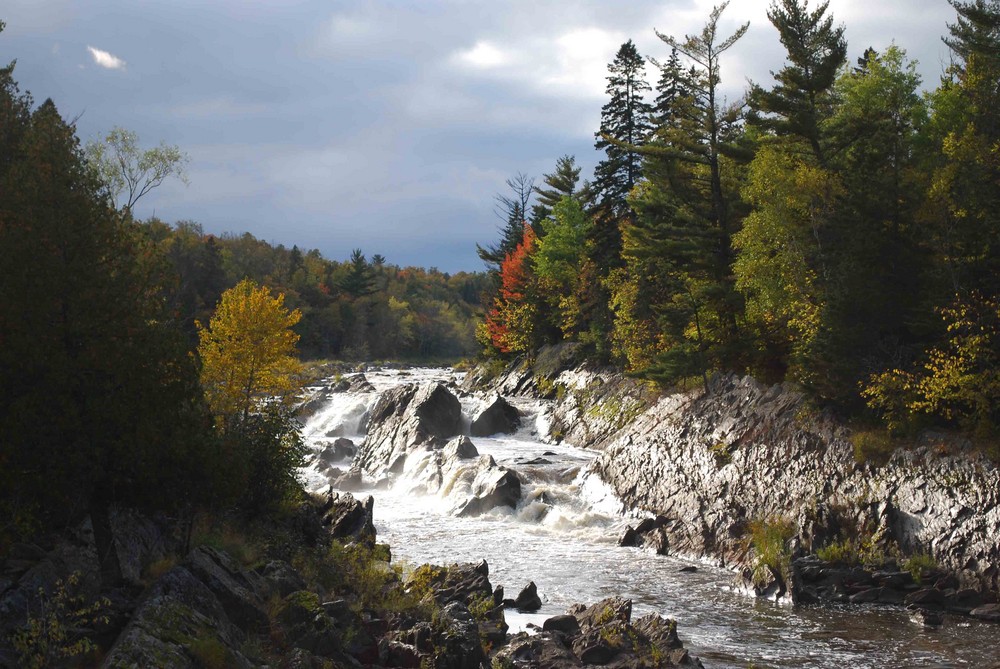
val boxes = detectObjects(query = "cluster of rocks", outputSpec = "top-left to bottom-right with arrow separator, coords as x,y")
347,381 -> 524,518
784,556 -> 1000,625
498,597 -> 702,668
1,487 -> 709,668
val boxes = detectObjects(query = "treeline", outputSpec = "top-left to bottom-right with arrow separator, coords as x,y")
144,221 -> 488,361
480,0 -> 1000,440
0,18 -> 481,552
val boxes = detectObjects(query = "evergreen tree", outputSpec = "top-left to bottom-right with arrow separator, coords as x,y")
620,2 -> 750,387
748,0 -> 847,164
943,0 -> 1000,71
340,248 -> 377,297
0,46 -> 216,553
477,172 -> 535,270
530,155 -> 593,225
651,48 -> 694,129
593,40 -> 654,216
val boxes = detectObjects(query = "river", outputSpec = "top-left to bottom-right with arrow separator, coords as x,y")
299,367 -> 1000,669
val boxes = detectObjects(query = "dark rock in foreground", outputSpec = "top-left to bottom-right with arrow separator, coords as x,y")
498,596 -> 702,668
512,581 -> 542,612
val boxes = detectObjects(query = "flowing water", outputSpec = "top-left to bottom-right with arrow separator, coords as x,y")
299,368 -> 1000,669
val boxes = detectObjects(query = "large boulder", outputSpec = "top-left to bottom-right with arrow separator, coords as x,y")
331,373 -> 375,394
355,383 -> 462,476
456,461 -> 522,517
321,492 -> 376,545
103,550 -> 268,668
470,395 -> 521,437
512,581 -> 542,612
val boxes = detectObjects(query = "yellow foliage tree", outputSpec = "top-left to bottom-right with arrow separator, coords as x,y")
197,279 -> 302,426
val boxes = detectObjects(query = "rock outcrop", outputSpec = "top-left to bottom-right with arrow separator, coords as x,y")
390,436 -> 524,517
590,375 -> 1000,597
355,382 -> 463,475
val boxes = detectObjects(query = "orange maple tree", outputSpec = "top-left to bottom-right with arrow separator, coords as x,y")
485,224 -> 538,353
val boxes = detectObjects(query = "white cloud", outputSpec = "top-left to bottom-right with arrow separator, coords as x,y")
454,41 -> 511,69
86,45 -> 126,70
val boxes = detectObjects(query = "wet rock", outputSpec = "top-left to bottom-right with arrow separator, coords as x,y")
331,373 -> 375,394
543,614 -> 580,635
947,588 -> 985,614
849,587 -> 883,603
470,394 -> 521,437
296,390 -> 330,418
909,607 -> 944,628
905,588 -> 946,608
316,437 -> 356,464
513,581 -> 542,612
971,603 -> 1000,622
330,469 -> 364,491
356,383 -> 462,476
619,526 -> 639,547
323,493 -> 376,545
679,565 -> 698,573
443,435 -> 479,460
456,464 -> 522,517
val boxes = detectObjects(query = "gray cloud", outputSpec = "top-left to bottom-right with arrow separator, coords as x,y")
0,0 -> 959,271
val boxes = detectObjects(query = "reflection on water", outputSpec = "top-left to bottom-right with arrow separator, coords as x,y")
301,368 -> 1000,669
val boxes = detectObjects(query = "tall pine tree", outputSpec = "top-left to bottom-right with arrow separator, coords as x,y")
748,0 -> 847,164
593,40 -> 654,217
620,2 -> 750,387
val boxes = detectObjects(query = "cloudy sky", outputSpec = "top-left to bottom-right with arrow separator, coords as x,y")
2,0 -> 957,272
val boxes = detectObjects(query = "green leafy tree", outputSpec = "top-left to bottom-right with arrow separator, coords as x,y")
534,196 -> 589,336
85,126 -> 189,215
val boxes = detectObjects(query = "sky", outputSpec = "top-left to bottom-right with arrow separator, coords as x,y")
1,0 -> 958,272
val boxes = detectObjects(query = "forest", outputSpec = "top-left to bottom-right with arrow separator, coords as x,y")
142,221 -> 488,361
0,17 -> 486,549
478,0 -> 1000,446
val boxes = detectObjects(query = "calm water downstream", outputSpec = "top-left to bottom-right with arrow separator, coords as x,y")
300,368 -> 1000,669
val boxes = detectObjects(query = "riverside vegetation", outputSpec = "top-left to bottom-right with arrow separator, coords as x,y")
5,0 -> 1000,666
477,0 -> 1000,460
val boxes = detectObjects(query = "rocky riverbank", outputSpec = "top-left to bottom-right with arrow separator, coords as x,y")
0,486 -> 704,668
464,348 -> 1000,624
